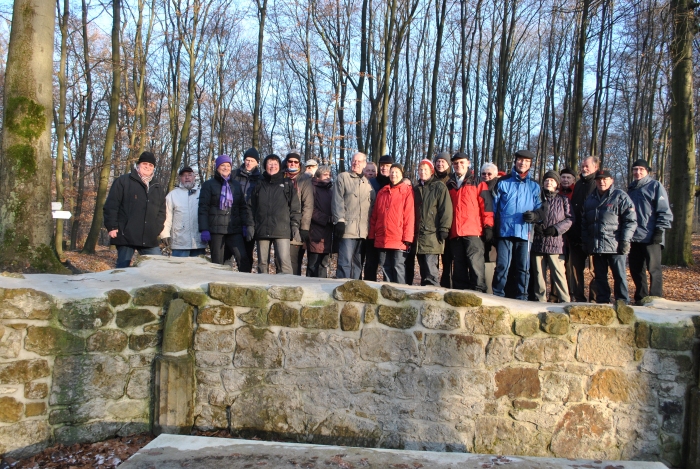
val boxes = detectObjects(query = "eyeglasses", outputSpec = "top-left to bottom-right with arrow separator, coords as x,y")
482,172 -> 493,176
287,160 -> 300,165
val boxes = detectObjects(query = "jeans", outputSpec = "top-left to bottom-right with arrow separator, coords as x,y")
289,244 -> 306,276
171,248 -> 206,257
417,254 -> 440,286
629,242 -> 663,303
381,249 -> 407,284
493,237 -> 530,299
451,236 -> 486,292
210,234 -> 250,272
257,239 -> 292,274
531,253 -> 570,303
337,238 -> 363,279
592,253 -> 629,303
115,245 -> 161,268
307,252 -> 330,278
362,239 -> 380,281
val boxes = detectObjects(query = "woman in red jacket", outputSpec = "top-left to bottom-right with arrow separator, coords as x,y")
369,164 -> 415,283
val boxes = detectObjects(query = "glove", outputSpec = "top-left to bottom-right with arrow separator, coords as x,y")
652,229 -> 664,244
437,230 -> 449,242
522,211 -> 537,223
200,230 -> 211,243
481,226 -> 493,244
291,226 -> 300,241
245,226 -> 255,242
161,237 -> 172,248
618,240 -> 631,255
300,229 -> 310,244
334,222 -> 346,238
533,224 -> 544,236
403,242 -> 412,252
543,226 -> 557,237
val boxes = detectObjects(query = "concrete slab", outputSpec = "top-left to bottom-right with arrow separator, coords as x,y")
120,434 -> 668,469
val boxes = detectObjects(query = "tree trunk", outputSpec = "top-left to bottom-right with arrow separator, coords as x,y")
663,0 -> 696,266
82,0 -> 121,254
426,0 -> 448,159
568,0 -> 591,170
54,0 -> 69,257
0,0 -> 65,272
252,0 -> 268,149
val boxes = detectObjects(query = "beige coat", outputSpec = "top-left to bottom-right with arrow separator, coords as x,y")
332,171 -> 376,239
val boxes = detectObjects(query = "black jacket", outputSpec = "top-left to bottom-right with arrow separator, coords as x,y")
103,169 -> 166,247
251,171 -> 301,239
233,166 -> 262,205
582,188 -> 638,254
568,171 -> 596,245
198,174 -> 253,235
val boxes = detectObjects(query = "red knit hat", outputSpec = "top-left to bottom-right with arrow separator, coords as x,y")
419,159 -> 435,173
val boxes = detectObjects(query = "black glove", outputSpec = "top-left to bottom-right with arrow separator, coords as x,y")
543,226 -> 557,237
334,222 -> 346,238
245,226 -> 255,242
300,229 -> 310,244
481,226 -> 493,244
403,242 -> 412,252
618,240 -> 631,255
652,229 -> 664,244
161,237 -> 172,248
437,230 -> 449,242
533,224 -> 544,236
522,211 -> 537,223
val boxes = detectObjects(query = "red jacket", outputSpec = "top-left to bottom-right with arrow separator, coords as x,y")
369,183 -> 415,250
559,184 -> 574,202
447,171 -> 494,239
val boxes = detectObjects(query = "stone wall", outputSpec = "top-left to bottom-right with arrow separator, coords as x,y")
0,260 -> 698,468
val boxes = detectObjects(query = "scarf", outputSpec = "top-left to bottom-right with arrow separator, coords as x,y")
135,166 -> 153,190
219,175 -> 233,210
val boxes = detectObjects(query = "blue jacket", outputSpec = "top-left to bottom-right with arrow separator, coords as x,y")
627,176 -> 673,245
493,169 -> 542,241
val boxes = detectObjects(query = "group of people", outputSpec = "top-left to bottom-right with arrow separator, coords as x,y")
103,147 -> 673,305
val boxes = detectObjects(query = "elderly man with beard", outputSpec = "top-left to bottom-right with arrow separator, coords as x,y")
104,151 -> 166,268
160,166 -> 206,257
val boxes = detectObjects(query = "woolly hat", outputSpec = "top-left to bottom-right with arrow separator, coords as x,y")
390,163 -> 404,175
137,151 -> 156,166
434,151 -> 451,165
215,154 -> 232,169
418,159 -> 435,173
631,159 -> 651,171
542,170 -> 560,186
560,167 -> 576,178
243,147 -> 259,162
263,153 -> 281,168
378,154 -> 394,166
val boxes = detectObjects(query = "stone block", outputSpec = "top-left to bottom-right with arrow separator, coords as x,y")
236,308 -> 267,327
25,402 -> 46,417
0,289 -> 53,320
127,368 -> 152,400
195,351 -> 232,368
177,291 -> 209,308
635,321 -> 651,348
144,323 -> 163,333
408,291 -> 442,301
550,403 -> 616,459
514,337 -> 574,363
587,369 -> 634,403
209,283 -> 267,308
495,367 -> 540,399
133,284 -> 178,307
50,355 -> 129,405
25,381 -> 48,399
300,304 -> 338,329
359,328 -> 419,364
154,354 -> 195,435
87,330 -> 128,353
0,420 -> 52,459
0,396 -> 23,422
58,300 -> 113,330
424,333 -> 485,367
129,333 -> 159,351
443,291 -> 482,307
650,323 -> 695,351
55,421 -> 124,446
233,326 -> 283,368
280,331 -> 349,368
541,312 -> 569,335
0,359 -> 49,385
194,327 -> 236,353
421,304 -> 460,330
116,308 -> 158,328
364,305 -> 375,323
640,350 -> 693,375
661,400 -> 685,434
106,289 -> 131,307
197,305 -> 236,325
566,304 -> 615,325
25,326 -> 85,355
229,385 -> 306,437
333,280 -> 378,303
377,305 -> 417,329
194,404 -> 228,431
340,304 -> 361,331
464,306 -> 511,335
513,315 -> 539,337
616,300 -> 635,325
541,372 -> 584,403
268,303 -> 300,327
107,399 -> 149,420
162,299 -> 194,354
485,337 -> 515,367
129,353 -> 155,368
576,327 -> 634,366
661,433 -> 682,467
474,416 -> 548,457
309,411 -> 382,447
0,327 -> 21,359
380,284 -> 407,302
268,286 -> 303,302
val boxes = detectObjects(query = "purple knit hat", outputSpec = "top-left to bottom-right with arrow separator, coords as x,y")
215,154 -> 232,169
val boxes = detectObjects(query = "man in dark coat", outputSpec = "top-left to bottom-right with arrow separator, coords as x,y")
284,150 -> 314,276
582,169 -> 637,304
627,159 -> 673,304
104,151 -> 166,268
433,152 -> 453,287
233,147 -> 261,271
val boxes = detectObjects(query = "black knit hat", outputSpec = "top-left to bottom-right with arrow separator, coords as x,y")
631,159 -> 651,171
378,154 -> 394,166
542,170 -> 560,186
560,167 -> 576,178
243,147 -> 260,162
451,152 -> 469,161
434,151 -> 451,165
137,151 -> 156,166
514,149 -> 535,160
389,163 -> 404,175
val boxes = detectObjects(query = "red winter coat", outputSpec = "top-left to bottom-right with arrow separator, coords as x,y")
446,171 -> 494,239
559,183 -> 574,202
369,183 -> 415,250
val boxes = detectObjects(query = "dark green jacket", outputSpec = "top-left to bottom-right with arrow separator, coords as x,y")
413,176 -> 453,254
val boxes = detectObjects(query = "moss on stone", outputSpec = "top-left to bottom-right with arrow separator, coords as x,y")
268,303 -> 299,327
333,280 -> 378,303
541,312 -> 569,335
615,300 -> 635,325
380,284 -> 407,302
106,289 -> 131,307
177,291 -> 209,308
377,305 -> 418,329
24,326 -> 85,355
444,291 -> 482,307
133,284 -> 177,307
209,283 -> 267,308
650,324 -> 695,351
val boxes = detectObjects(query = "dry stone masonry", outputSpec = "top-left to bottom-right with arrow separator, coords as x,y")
0,257 -> 699,468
